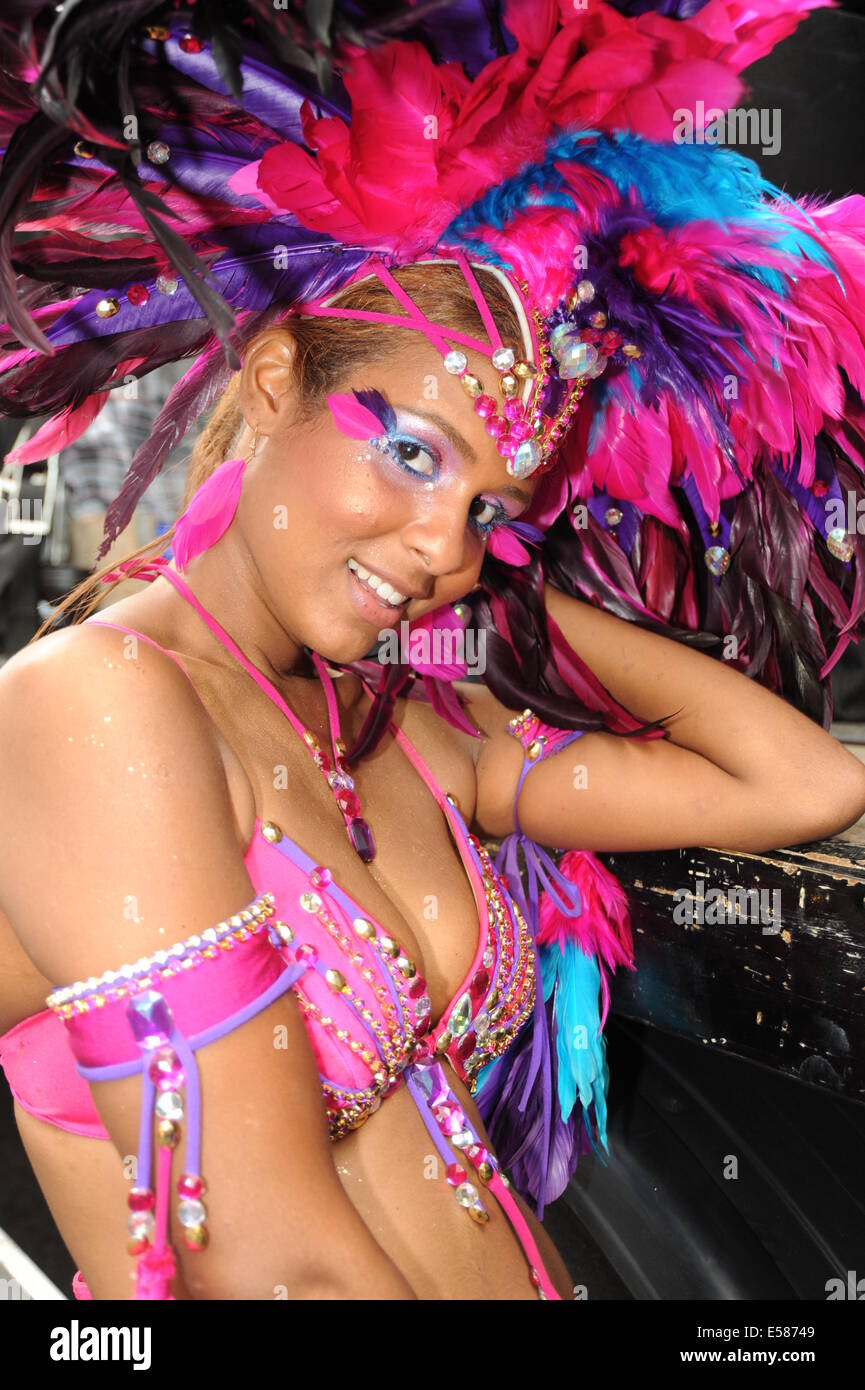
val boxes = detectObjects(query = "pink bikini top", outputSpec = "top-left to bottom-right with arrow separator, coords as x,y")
0,559 -> 585,1300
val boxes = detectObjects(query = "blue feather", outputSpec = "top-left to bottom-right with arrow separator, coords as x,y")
444,129 -> 838,299
541,940 -> 611,1152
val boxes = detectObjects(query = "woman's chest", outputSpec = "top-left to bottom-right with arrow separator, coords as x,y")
198,669 -> 486,1031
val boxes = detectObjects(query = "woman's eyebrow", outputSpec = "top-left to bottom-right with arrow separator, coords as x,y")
397,404 -> 534,506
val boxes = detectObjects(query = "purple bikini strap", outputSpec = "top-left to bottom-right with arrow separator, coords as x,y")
77,960 -> 307,1083
512,727 -> 586,838
491,723 -> 587,1212
499,725 -> 588,933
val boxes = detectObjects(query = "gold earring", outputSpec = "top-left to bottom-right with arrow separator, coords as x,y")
247,425 -> 259,464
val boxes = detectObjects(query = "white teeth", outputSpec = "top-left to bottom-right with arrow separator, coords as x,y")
347,558 -> 407,606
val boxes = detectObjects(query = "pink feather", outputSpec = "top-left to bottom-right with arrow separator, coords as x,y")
487,525 -> 531,565
538,848 -> 636,1028
402,603 -> 472,679
4,390 -> 110,464
326,391 -> 386,440
172,456 -> 246,572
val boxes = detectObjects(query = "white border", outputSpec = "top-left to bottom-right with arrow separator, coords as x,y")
0,1225 -> 68,1300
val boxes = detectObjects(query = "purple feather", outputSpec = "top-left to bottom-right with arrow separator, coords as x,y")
43,222 -> 369,348
353,387 -> 397,435
474,986 -> 594,1216
586,492 -> 641,555
508,520 -> 546,546
607,0 -> 712,14
135,28 -> 351,136
568,199 -> 746,451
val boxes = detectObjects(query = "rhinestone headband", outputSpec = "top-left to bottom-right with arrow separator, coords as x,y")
294,251 -> 596,481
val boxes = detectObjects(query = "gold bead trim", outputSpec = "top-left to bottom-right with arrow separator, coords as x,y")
48,892 -> 276,1015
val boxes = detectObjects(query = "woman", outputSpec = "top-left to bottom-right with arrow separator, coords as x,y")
1,1 -> 864,1301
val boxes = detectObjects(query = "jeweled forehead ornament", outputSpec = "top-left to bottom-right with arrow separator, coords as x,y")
293,250 -> 589,481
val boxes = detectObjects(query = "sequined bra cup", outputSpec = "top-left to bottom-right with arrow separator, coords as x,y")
245,806 -> 536,1135
0,562 -> 586,1301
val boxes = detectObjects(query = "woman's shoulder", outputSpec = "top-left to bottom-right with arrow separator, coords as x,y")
0,612 -> 199,714
0,616 -> 230,815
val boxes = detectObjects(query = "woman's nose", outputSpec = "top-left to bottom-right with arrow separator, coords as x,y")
401,504 -> 472,579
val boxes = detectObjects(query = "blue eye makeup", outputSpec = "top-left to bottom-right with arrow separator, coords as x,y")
374,432 -> 439,479
468,497 -> 510,535
370,429 -> 512,538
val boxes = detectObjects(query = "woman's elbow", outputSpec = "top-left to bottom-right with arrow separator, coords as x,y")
799,755 -> 865,842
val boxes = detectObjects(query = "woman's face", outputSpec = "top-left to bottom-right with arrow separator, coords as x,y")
235,331 -> 539,664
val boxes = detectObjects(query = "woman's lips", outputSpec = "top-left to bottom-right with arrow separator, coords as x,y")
346,561 -> 410,624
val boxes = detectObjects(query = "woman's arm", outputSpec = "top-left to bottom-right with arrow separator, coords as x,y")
0,628 -> 417,1300
469,583 -> 865,853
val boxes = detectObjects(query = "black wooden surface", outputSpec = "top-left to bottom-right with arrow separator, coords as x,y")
480,830 -> 865,1106
604,834 -> 865,1103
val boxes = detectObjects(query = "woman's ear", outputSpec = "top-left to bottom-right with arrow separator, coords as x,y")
238,329 -> 299,433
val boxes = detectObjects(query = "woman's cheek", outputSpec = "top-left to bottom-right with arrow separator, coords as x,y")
339,448 -> 424,526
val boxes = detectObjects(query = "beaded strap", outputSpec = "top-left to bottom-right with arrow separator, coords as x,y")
505,707 -> 587,839
47,892 -> 278,1015
483,708 -> 588,1212
47,889 -> 303,1299
500,708 -> 587,924
403,1054 -> 561,1297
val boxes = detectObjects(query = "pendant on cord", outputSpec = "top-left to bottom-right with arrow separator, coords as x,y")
348,817 -> 376,863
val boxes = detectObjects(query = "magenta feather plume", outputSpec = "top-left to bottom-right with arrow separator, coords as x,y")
172,456 -> 246,573
402,604 -> 472,680
327,388 -> 397,441
326,390 -> 386,440
4,388 -> 110,463
487,525 -> 531,565
538,849 -> 635,1031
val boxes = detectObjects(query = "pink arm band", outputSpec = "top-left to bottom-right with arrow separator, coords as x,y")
48,892 -> 307,1300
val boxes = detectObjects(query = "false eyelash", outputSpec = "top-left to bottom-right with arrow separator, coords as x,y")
372,432 -> 439,477
469,506 -> 510,536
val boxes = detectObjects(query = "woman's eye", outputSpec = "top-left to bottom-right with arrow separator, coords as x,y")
384,436 -> 437,476
373,434 -> 507,535
469,498 -> 507,534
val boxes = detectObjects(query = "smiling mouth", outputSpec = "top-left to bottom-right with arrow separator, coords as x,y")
347,557 -> 411,610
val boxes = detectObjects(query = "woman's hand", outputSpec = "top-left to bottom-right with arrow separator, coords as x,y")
465,583 -> 865,854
